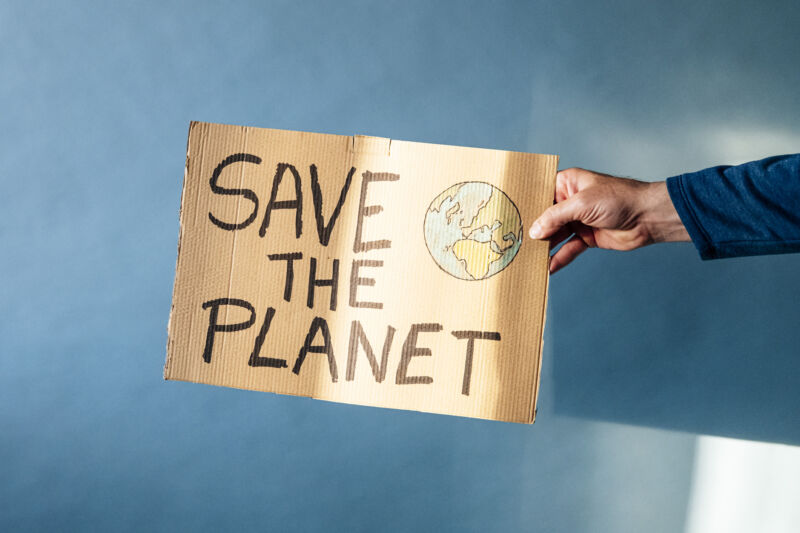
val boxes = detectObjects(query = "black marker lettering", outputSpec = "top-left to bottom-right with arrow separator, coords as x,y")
349,259 -> 383,309
307,257 -> 339,311
310,165 -> 355,246
346,320 -> 396,382
201,298 -> 256,363
451,331 -> 501,395
248,307 -> 288,368
292,317 -> 338,382
353,171 -> 400,253
268,252 -> 303,302
395,323 -> 443,385
260,163 -> 302,238
208,153 -> 261,230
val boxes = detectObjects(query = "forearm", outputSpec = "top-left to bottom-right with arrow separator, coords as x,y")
666,154 -> 800,259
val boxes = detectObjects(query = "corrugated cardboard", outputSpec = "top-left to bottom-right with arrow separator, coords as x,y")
165,122 -> 557,423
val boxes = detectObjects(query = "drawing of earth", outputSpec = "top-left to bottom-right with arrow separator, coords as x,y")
423,182 -> 522,281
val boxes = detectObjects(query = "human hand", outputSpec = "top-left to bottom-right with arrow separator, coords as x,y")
529,168 -> 690,273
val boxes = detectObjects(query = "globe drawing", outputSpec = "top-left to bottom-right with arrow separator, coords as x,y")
423,182 -> 523,281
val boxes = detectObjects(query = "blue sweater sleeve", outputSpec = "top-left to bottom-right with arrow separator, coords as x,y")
666,154 -> 800,260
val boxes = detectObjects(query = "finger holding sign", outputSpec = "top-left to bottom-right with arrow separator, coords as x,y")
529,168 -> 690,273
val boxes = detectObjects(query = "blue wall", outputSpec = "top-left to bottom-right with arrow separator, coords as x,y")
2,1 -> 799,531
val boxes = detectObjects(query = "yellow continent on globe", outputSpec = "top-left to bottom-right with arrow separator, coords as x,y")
462,190 -> 522,253
452,239 -> 503,280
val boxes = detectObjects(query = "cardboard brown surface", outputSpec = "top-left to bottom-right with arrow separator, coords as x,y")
165,122 -> 557,423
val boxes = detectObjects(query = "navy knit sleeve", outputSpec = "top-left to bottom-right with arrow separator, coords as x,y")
665,154 -> 800,260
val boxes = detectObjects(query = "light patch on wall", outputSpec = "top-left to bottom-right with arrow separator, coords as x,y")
699,126 -> 800,166
685,436 -> 800,533
538,107 -> 800,182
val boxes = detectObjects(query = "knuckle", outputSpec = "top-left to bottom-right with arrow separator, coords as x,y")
571,193 -> 590,212
557,167 -> 580,181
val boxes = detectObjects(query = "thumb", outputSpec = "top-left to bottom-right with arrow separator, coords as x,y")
529,194 -> 586,239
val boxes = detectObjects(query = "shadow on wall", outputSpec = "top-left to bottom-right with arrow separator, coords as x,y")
549,243 -> 800,446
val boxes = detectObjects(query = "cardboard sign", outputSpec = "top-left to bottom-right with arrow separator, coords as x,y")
165,122 -> 557,423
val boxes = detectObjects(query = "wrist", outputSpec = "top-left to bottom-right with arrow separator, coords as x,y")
640,181 -> 690,243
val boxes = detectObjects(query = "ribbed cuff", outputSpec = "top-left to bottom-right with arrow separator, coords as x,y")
666,175 -> 716,260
